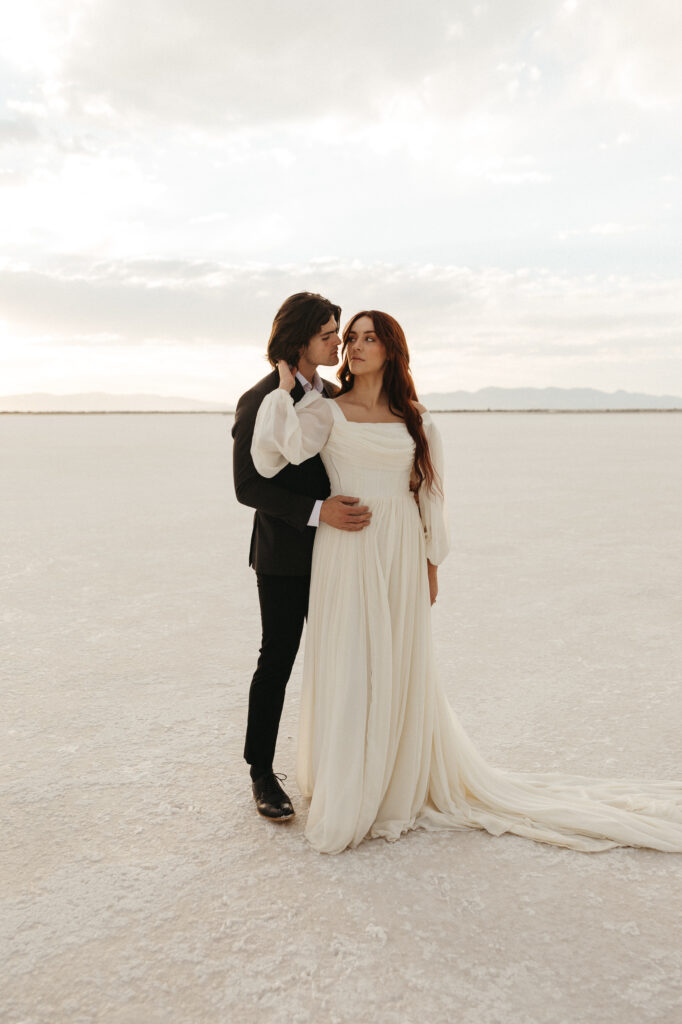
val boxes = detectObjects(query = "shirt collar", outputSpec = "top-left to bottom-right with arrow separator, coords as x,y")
295,370 -> 324,394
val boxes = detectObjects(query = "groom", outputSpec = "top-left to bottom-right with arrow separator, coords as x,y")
232,292 -> 371,821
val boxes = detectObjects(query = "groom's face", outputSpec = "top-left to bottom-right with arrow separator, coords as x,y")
301,315 -> 340,368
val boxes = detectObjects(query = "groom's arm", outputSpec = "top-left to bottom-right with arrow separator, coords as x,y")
232,388 -> 316,533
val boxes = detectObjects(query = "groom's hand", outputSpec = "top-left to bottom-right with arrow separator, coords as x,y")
320,495 -> 371,531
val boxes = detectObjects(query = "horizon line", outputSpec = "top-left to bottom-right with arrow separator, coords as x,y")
3,409 -> 682,416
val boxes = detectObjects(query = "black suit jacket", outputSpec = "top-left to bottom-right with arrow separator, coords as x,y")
232,369 -> 335,576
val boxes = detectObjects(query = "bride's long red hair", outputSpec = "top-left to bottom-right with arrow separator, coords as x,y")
338,310 -> 440,494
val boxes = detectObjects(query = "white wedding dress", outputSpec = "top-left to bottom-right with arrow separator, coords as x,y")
252,390 -> 682,855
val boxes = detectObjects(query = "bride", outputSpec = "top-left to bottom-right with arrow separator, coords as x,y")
251,310 -> 682,855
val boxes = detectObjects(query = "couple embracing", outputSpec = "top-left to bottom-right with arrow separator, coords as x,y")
233,292 -> 682,856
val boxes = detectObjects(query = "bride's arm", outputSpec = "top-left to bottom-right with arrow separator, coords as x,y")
418,411 -> 450,577
251,363 -> 334,478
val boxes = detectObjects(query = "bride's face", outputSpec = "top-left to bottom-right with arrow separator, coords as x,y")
346,316 -> 387,376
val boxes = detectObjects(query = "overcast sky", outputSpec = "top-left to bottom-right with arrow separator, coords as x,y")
1,0 -> 680,402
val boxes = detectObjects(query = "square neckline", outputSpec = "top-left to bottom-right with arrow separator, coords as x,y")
331,399 -> 406,427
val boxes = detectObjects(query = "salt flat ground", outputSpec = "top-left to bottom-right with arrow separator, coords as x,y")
1,412 -> 681,1024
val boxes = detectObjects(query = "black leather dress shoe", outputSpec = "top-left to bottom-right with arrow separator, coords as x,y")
252,772 -> 295,821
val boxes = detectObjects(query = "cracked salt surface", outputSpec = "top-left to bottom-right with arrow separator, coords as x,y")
1,412 -> 681,1024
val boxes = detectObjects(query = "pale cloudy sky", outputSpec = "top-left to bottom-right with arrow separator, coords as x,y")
1,0 -> 680,403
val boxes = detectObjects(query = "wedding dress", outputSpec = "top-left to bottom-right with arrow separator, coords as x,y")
251,390 -> 682,855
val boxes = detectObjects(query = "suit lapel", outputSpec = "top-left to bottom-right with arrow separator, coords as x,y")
291,379 -> 306,405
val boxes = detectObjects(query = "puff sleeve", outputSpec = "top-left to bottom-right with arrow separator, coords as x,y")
251,389 -> 334,477
418,412 -> 450,565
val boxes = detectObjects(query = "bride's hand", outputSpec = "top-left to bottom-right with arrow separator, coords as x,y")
277,359 -> 296,393
427,560 -> 438,605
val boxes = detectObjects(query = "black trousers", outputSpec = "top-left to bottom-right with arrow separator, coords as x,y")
243,573 -> 310,776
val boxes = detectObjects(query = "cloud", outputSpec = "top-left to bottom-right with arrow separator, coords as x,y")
0,115 -> 41,144
6,1 -> 678,152
45,0 -> 457,127
557,222 -> 644,240
2,254 -> 680,351
1,2 -> 681,400
2,2 -> 680,266
40,0 -> 679,131
3,256 -> 680,400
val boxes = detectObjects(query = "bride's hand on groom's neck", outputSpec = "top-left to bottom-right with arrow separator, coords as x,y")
277,359 -> 296,393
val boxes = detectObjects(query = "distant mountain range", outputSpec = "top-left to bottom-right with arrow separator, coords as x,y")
0,392 -> 227,412
1,388 -> 681,412
420,387 -> 682,410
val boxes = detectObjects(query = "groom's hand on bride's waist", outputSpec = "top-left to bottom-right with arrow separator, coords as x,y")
320,495 -> 371,531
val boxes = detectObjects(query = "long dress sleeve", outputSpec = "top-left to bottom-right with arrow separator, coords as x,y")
418,411 -> 450,565
251,388 -> 334,478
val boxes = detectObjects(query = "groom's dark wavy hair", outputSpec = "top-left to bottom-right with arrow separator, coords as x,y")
266,292 -> 341,368
338,311 -> 441,495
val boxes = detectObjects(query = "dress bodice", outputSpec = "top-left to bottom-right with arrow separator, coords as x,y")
322,401 -> 415,500
251,388 -> 450,565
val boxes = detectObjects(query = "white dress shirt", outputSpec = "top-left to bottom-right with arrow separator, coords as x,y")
295,371 -> 325,528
